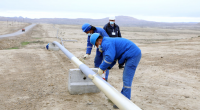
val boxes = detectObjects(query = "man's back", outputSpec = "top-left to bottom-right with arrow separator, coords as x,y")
95,27 -> 109,37
101,37 -> 141,64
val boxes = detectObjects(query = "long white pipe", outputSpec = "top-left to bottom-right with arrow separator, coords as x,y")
52,41 -> 141,110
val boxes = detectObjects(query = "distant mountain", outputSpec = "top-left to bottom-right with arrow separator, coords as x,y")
0,16 -> 199,28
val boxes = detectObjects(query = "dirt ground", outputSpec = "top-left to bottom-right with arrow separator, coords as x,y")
0,22 -> 200,110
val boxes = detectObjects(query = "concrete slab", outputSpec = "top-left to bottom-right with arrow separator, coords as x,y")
68,68 -> 100,95
48,42 -> 59,51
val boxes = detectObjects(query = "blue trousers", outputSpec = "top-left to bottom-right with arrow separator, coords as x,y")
121,53 -> 141,99
94,53 -> 109,81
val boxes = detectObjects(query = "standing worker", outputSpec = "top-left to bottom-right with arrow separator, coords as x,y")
103,16 -> 122,37
82,23 -> 110,81
90,33 -> 142,109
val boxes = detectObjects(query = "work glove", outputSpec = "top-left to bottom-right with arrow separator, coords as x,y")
98,68 -> 104,76
83,54 -> 89,59
119,64 -> 125,69
99,49 -> 103,53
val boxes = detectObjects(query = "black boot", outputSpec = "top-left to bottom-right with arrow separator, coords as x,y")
118,64 -> 124,69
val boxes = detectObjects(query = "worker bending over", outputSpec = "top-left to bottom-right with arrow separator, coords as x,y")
90,33 -> 142,109
82,23 -> 110,81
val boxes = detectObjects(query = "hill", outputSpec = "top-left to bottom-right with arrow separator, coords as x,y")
0,16 -> 199,28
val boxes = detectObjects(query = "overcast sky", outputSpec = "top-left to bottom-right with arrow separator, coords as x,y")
0,0 -> 200,22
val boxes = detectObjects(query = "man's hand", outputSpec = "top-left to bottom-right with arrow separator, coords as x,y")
83,54 -> 89,59
98,68 -> 104,76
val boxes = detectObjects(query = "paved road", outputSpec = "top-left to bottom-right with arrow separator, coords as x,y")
0,24 -> 36,38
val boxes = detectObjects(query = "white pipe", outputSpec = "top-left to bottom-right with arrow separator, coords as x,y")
52,41 -> 141,110
90,74 -> 141,110
71,57 -> 83,67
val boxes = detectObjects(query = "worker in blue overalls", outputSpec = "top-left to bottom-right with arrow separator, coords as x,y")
90,33 -> 142,109
82,23 -> 110,81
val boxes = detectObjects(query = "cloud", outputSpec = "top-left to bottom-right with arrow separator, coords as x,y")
0,10 -> 110,19
1,10 -> 200,22
1,0 -> 200,22
133,15 -> 200,22
1,0 -> 200,17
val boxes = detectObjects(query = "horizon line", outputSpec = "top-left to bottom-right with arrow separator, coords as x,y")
1,15 -> 200,23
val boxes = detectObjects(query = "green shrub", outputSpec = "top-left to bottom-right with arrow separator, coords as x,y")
21,42 -> 30,46
9,47 -> 19,49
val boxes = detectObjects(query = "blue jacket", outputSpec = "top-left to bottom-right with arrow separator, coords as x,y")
99,37 -> 141,70
86,27 -> 109,55
103,23 -> 121,37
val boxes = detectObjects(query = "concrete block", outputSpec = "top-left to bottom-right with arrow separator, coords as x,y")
68,68 -> 100,95
48,42 -> 59,51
